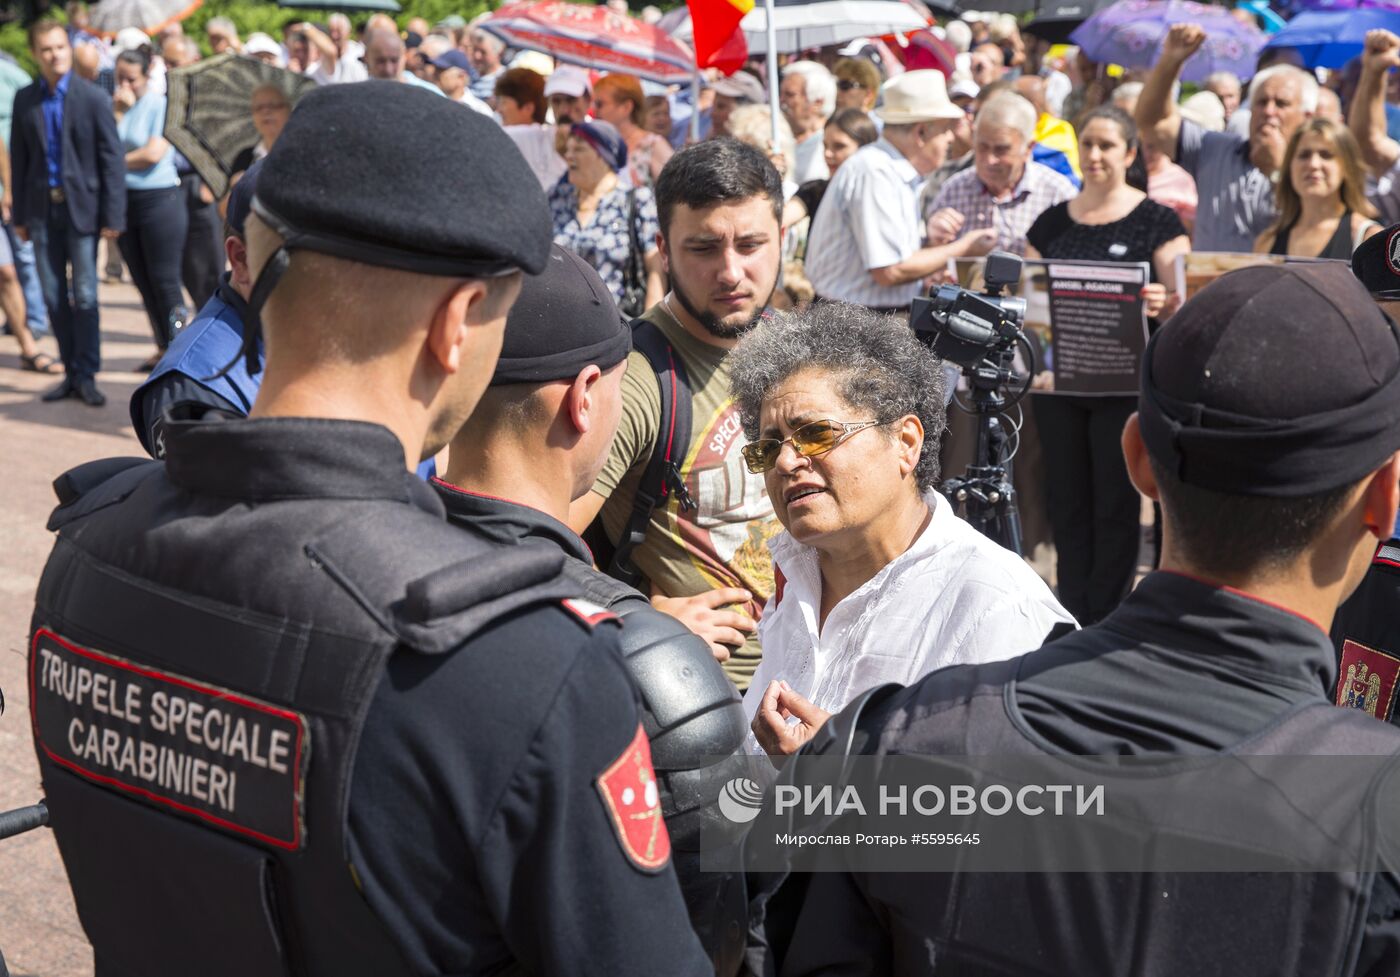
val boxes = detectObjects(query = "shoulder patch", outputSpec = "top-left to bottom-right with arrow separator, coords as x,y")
30,628 -> 309,849
561,598 -> 620,628
1375,542 -> 1400,570
1337,638 -> 1400,722
595,723 -> 671,872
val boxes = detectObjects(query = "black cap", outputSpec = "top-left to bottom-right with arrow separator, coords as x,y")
492,245 -> 631,386
225,158 -> 262,237
1139,262 -> 1400,496
1352,224 -> 1400,299
253,81 -> 551,279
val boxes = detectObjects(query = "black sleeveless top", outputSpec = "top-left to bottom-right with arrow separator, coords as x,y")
1270,210 -> 1356,260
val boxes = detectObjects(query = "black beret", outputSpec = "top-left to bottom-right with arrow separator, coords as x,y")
253,81 -> 551,277
1139,262 -> 1400,496
492,244 -> 632,385
1352,224 -> 1400,298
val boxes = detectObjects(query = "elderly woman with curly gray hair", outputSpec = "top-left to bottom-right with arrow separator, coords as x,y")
730,302 -> 1074,758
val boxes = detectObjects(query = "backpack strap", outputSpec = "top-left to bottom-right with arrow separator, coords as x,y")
607,318 -> 696,586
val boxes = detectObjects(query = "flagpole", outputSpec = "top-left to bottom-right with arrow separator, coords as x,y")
690,69 -> 702,143
764,0 -> 780,148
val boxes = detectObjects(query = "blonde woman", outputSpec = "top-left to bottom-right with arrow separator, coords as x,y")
1255,118 -> 1381,258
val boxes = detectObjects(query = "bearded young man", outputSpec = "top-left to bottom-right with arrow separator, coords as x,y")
568,139 -> 786,691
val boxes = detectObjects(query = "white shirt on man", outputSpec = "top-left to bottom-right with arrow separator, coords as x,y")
742,490 -> 1075,754
793,129 -> 829,184
803,138 -> 925,309
505,123 -> 567,189
308,52 -> 368,85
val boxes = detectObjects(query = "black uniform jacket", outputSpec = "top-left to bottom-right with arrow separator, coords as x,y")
40,418 -> 712,977
761,571 -> 1400,977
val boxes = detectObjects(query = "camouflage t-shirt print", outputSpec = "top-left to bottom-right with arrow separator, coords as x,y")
593,305 -> 783,689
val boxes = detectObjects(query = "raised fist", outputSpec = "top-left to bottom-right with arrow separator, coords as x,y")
1163,23 -> 1207,63
1364,30 -> 1400,73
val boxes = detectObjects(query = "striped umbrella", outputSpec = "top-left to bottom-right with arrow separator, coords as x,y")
659,0 -> 935,55
90,0 -> 201,35
478,1 -> 695,84
164,54 -> 317,200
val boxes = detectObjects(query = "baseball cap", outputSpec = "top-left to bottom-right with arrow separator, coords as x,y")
115,28 -> 150,53
545,64 -> 591,98
244,33 -> 282,58
226,159 -> 262,237
949,77 -> 980,101
431,49 -> 471,73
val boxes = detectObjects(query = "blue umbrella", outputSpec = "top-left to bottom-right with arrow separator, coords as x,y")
1264,8 -> 1400,66
1069,0 -> 1267,81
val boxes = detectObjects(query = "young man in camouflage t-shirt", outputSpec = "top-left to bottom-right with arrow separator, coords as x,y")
570,140 -> 786,690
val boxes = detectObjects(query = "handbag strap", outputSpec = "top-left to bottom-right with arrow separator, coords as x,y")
625,188 -> 644,282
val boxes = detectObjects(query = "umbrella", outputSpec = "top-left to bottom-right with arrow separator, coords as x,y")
89,0 -> 202,35
478,1 -> 695,84
277,0 -> 401,12
1278,0 -> 1400,13
1069,0 -> 1267,81
659,0 -> 934,55
164,54 -> 317,200
1025,0 -> 1118,44
959,0 -> 1036,11
1264,8 -> 1400,66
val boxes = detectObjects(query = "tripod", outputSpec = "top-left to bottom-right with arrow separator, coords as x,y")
942,343 -> 1024,555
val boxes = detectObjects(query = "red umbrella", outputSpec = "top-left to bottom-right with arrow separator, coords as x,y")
479,1 -> 696,84
902,29 -> 956,77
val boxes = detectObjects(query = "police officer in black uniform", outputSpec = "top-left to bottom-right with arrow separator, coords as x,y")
29,82 -> 713,977
752,262 -> 1400,976
432,243 -> 751,974
1331,227 -> 1400,729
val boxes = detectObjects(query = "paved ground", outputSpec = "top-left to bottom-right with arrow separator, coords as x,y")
0,281 -> 156,977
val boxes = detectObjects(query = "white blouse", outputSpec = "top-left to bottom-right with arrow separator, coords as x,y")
743,490 -> 1075,754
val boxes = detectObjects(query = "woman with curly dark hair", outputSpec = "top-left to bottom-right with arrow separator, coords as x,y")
729,302 -> 1073,759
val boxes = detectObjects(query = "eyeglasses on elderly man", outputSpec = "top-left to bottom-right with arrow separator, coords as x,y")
728,302 -> 1074,762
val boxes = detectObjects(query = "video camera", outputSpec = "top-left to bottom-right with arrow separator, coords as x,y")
909,251 -> 1028,376
908,251 -> 1032,555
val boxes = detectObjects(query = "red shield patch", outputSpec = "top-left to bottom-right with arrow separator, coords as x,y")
1337,639 -> 1400,722
595,724 -> 671,872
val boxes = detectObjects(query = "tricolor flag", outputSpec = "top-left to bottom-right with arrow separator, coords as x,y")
686,0 -> 752,75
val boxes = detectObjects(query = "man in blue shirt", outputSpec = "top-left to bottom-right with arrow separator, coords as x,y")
9,19 -> 125,406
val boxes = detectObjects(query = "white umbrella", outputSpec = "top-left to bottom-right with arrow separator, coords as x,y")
90,0 -> 202,35
660,0 -> 932,54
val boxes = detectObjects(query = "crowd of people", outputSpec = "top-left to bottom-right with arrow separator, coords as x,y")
7,0 -> 1400,728
12,2 -> 1400,973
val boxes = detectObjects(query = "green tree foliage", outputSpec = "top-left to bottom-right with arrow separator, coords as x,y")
1,0 -> 500,70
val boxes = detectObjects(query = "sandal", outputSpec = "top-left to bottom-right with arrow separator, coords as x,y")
20,352 -> 62,374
